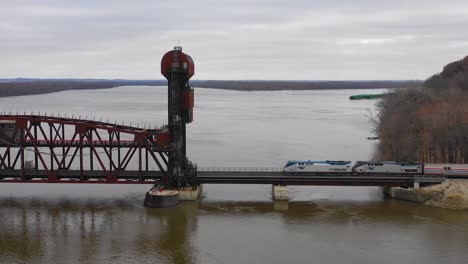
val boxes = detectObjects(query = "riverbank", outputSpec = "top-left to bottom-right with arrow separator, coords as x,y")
0,79 -> 420,97
384,179 -> 468,210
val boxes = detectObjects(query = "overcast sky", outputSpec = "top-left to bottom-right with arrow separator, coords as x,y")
2,0 -> 468,80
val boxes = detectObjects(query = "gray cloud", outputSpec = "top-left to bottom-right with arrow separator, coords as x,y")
1,0 -> 468,80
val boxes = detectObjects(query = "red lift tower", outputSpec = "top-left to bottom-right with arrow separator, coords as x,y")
160,46 -> 196,187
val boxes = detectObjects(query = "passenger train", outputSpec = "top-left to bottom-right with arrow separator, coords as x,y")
283,160 -> 468,176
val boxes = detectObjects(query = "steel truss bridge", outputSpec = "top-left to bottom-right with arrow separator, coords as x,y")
0,114 -> 174,184
0,114 -> 445,188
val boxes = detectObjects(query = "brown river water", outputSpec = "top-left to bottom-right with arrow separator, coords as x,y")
0,87 -> 467,264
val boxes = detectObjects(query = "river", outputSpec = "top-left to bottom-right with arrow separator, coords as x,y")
0,86 -> 467,264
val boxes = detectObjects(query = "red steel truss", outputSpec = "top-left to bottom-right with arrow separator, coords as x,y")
0,114 -> 170,183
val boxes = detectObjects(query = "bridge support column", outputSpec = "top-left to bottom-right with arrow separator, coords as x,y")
178,185 -> 203,201
413,181 -> 420,189
274,201 -> 289,211
272,185 -> 288,201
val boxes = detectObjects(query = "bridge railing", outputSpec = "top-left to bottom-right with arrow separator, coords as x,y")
26,139 -> 137,145
198,167 -> 283,172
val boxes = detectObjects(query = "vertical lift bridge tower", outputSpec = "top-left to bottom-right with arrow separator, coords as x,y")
161,46 -> 196,187
145,46 -> 196,207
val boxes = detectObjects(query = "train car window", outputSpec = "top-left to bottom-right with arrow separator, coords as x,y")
0,124 -> 4,128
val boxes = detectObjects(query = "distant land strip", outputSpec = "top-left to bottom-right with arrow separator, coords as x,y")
0,79 -> 422,98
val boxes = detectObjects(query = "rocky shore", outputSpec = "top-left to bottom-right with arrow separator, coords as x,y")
384,180 -> 468,210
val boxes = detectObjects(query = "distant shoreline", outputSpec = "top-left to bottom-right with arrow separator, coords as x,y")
0,79 -> 421,98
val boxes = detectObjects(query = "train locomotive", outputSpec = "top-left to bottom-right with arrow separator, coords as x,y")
283,160 -> 468,176
283,160 -> 353,173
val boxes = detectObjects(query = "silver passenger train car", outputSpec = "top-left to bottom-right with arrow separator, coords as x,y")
424,163 -> 468,176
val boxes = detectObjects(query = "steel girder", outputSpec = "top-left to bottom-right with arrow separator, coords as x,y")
0,114 -> 169,183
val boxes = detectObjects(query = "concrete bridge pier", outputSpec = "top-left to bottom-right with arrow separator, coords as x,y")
273,201 -> 289,211
414,181 -> 420,189
178,185 -> 203,201
272,185 -> 288,201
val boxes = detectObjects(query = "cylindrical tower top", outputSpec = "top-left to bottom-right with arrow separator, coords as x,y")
161,46 -> 194,80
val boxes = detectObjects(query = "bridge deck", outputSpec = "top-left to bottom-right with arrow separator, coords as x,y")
0,169 -> 446,186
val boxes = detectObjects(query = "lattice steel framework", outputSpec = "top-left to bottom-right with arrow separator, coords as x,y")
0,114 -> 177,184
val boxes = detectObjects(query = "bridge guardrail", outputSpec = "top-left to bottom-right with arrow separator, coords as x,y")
27,140 -> 137,145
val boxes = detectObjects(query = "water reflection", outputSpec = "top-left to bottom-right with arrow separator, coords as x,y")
2,197 -> 468,264
0,197 -> 199,264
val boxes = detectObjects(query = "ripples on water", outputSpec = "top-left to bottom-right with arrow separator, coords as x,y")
1,87 -> 467,264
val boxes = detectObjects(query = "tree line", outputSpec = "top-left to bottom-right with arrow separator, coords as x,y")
0,79 -> 420,98
0,80 -> 166,97
374,56 -> 468,163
